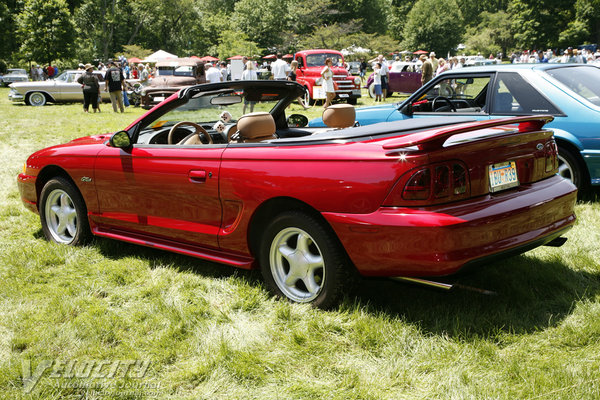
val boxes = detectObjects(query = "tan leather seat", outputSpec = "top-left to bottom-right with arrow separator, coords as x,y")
323,104 -> 356,129
234,112 -> 277,143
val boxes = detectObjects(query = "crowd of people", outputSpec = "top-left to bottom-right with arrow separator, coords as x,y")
509,47 -> 600,64
17,45 -> 600,112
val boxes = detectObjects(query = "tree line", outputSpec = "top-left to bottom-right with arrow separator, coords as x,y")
1,0 -> 599,68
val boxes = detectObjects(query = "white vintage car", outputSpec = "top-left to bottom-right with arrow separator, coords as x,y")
8,70 -> 110,106
1,68 -> 28,86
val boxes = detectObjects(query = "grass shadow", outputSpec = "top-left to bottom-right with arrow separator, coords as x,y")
347,254 -> 600,338
94,236 -> 260,282
81,229 -> 599,339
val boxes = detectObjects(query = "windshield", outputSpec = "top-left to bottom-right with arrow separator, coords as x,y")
545,66 -> 600,106
305,53 -> 343,67
137,87 -> 287,145
158,66 -> 195,77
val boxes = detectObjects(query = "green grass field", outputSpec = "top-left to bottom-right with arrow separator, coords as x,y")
1,87 -> 599,399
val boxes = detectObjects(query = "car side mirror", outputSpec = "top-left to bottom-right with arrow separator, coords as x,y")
287,114 -> 309,128
110,130 -> 132,148
402,103 -> 414,116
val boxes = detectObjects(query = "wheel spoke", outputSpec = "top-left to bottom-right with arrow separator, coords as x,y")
302,274 -> 320,295
278,244 -> 295,261
296,233 -> 311,253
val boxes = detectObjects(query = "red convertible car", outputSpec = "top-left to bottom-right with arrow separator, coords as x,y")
18,81 -> 577,308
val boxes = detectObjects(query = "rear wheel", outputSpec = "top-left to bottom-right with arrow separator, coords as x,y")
39,177 -> 92,245
557,146 -> 584,191
27,91 -> 47,106
259,211 -> 351,308
368,84 -> 375,98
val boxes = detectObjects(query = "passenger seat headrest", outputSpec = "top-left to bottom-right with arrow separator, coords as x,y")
323,104 -> 356,129
236,112 -> 276,140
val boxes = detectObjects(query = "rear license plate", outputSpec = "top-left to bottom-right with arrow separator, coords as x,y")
489,161 -> 519,192
154,96 -> 165,102
338,94 -> 349,98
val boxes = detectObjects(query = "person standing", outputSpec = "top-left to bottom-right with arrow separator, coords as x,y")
105,61 -> 125,113
321,57 -> 335,108
373,63 -> 382,102
205,63 -> 223,83
359,58 -> 367,82
241,60 -> 258,114
420,55 -> 433,85
271,53 -> 290,80
289,60 -> 310,109
77,64 -> 101,113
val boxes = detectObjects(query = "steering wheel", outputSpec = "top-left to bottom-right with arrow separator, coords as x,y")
432,96 -> 457,112
167,121 -> 213,145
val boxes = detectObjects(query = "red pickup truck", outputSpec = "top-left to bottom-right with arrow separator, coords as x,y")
294,49 -> 362,105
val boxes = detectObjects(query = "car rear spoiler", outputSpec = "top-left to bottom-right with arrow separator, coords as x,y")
382,115 -> 555,151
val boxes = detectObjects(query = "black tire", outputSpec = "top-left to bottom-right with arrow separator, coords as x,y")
27,91 -> 47,106
259,211 -> 351,309
39,177 -> 92,245
557,146 -> 585,192
347,97 -> 357,105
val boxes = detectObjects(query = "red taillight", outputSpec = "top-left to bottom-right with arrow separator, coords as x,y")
545,140 -> 558,172
434,166 -> 450,198
403,168 -> 430,200
384,161 -> 470,206
453,163 -> 467,195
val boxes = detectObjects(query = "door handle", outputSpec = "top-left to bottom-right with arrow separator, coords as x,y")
188,170 -> 207,183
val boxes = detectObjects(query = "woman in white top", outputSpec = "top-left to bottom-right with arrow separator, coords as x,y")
321,57 -> 335,108
241,61 -> 257,114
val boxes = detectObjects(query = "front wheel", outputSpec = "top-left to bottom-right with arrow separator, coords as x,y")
303,88 -> 314,106
39,177 -> 92,245
259,211 -> 351,308
27,91 -> 47,106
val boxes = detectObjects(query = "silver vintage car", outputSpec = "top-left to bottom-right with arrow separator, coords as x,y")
8,70 -> 109,106
1,68 -> 28,86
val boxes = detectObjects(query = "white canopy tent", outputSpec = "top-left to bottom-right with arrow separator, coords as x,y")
141,50 -> 178,63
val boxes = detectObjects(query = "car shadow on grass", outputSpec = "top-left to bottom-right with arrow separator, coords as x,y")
84,234 -> 599,339
347,254 -> 600,338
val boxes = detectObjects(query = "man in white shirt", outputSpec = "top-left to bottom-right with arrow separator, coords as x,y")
205,63 -> 223,83
270,53 -> 290,80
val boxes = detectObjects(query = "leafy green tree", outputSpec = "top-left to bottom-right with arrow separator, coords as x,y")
233,0 -> 291,49
559,0 -> 600,45
386,0 -> 418,41
401,0 -> 463,56
0,0 -> 22,61
464,11 -> 513,56
17,0 -> 75,65
325,0 -> 389,34
508,0 -> 573,49
213,30 -> 262,60
456,0 -> 509,26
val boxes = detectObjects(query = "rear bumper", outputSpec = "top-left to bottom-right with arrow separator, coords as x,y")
323,175 -> 577,277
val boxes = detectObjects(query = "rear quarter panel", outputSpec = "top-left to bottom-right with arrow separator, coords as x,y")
218,142 -> 413,253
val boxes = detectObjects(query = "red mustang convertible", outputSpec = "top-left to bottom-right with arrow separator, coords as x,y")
18,81 -> 577,308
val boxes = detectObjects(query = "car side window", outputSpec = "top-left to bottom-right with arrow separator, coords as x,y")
412,76 -> 491,113
492,72 -> 561,115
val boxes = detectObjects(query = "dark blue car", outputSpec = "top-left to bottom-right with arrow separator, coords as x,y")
310,64 -> 600,192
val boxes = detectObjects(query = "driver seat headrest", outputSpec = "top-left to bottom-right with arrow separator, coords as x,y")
235,112 -> 276,143
323,104 -> 356,129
